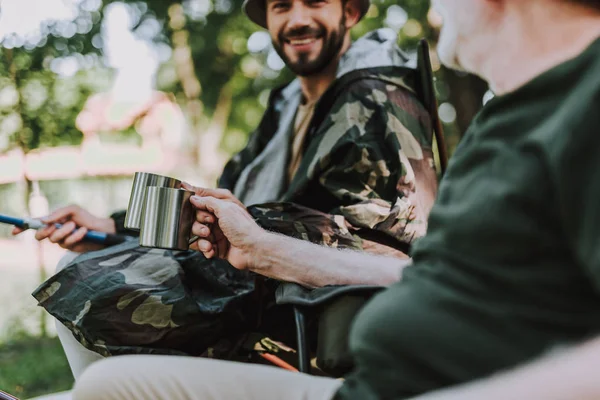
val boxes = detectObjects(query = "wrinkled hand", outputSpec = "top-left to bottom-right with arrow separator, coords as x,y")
189,196 -> 265,270
12,205 -> 116,253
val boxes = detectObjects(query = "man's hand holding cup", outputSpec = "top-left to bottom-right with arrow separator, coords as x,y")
189,193 -> 265,271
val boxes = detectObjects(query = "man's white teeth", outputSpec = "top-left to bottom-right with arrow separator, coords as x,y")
290,38 -> 316,45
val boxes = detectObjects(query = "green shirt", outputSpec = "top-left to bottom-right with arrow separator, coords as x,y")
336,37 -> 600,399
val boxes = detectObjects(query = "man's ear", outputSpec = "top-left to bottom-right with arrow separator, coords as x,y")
344,0 -> 362,28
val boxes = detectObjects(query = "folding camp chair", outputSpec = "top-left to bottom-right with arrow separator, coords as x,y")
260,38 -> 447,376
274,283 -> 384,375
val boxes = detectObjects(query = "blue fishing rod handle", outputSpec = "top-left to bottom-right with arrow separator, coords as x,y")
0,214 -> 130,246
50,223 -> 129,246
82,230 -> 109,244
81,230 -> 129,246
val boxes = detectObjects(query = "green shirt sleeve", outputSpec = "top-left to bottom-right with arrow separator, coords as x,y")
554,105 -> 600,289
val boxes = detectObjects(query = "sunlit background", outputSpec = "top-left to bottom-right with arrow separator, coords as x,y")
0,0 -> 491,397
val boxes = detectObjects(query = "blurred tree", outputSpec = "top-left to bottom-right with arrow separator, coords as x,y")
105,0 -> 486,161
0,0 -> 111,338
0,1 -> 108,153
0,0 -> 488,162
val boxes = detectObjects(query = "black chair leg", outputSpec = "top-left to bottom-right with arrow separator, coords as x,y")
294,306 -> 311,373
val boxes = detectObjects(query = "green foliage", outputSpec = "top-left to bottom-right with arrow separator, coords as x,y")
0,336 -> 73,399
0,0 -> 109,153
0,0 -> 479,156
111,0 -> 445,148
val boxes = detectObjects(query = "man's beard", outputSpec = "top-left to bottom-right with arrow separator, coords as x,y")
272,17 -> 347,77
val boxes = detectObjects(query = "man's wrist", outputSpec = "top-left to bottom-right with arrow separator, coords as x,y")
245,229 -> 276,272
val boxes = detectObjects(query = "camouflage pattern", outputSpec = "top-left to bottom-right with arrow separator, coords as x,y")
222,66 -> 438,251
32,35 -> 437,357
33,241 -> 259,357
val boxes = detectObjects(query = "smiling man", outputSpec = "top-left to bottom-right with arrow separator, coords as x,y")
26,0 -> 438,383
268,0 -> 350,78
219,0 -> 437,221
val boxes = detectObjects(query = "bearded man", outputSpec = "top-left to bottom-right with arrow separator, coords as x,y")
68,0 -> 600,399
23,0 -> 438,382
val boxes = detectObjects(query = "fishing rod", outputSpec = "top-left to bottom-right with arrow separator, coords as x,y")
0,213 -> 129,246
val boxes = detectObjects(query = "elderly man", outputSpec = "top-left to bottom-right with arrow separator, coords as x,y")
69,0 -> 600,399
21,0 -> 437,383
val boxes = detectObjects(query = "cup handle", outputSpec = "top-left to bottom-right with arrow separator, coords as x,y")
189,235 -> 200,245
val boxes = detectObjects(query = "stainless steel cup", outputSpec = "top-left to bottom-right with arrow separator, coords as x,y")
124,172 -> 182,231
138,187 -> 196,251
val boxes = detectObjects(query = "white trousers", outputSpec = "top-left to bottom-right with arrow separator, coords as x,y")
55,254 -> 341,400
73,355 -> 342,400
55,253 -> 104,380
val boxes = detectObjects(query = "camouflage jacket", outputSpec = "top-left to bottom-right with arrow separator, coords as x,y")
220,31 -> 438,254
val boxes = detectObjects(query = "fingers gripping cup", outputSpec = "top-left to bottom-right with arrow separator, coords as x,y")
138,187 -> 198,251
124,172 -> 182,231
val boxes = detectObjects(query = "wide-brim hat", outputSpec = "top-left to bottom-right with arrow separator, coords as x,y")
243,0 -> 370,29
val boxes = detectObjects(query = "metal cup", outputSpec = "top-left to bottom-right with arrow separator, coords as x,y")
138,187 -> 197,251
124,172 -> 182,231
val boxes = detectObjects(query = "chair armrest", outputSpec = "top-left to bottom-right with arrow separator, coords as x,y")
276,281 -> 385,377
275,282 -> 384,307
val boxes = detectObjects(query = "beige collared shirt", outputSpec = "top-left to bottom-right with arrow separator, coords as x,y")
288,100 -> 317,182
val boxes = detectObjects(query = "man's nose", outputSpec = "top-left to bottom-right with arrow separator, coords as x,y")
287,3 -> 312,29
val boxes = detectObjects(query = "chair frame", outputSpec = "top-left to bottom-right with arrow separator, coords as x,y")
280,38 -> 447,375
